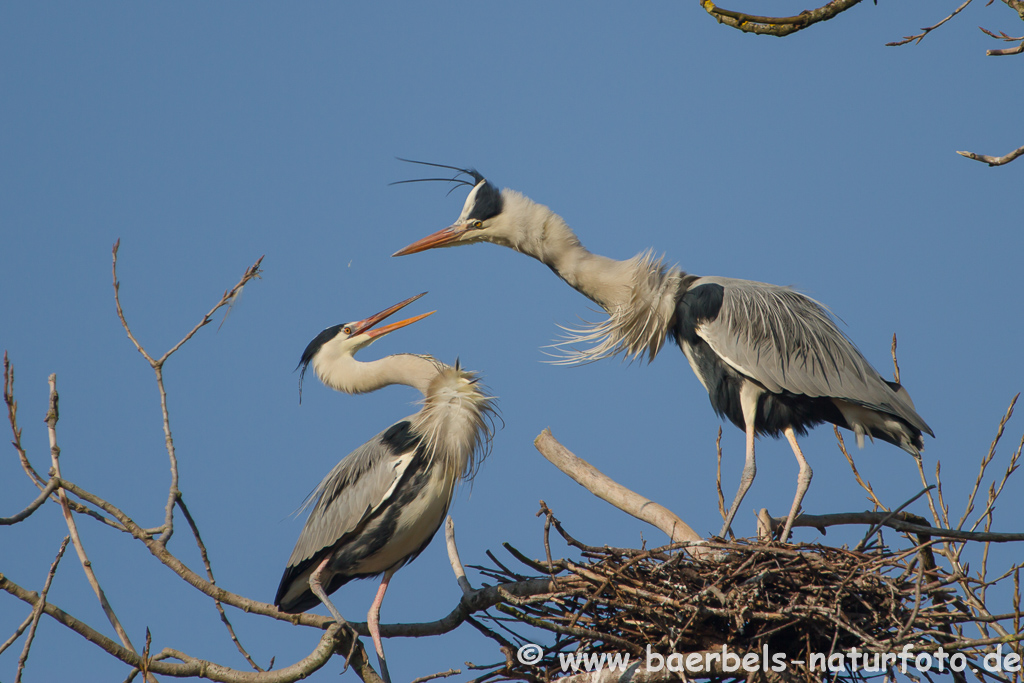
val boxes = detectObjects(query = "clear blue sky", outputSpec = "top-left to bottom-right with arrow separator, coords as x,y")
2,3 -> 1021,681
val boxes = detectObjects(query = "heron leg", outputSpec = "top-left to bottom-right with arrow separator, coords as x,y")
720,419 -> 757,538
720,383 -> 761,538
780,426 -> 812,543
309,555 -> 349,628
367,567 -> 397,683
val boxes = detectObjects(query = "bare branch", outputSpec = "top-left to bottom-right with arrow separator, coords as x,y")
958,143 -> 1024,165
714,426 -> 725,524
45,374 -> 142,664
410,669 -> 461,683
177,494 -> 266,672
111,242 -> 264,545
0,612 -> 35,658
16,536 -> 69,683
0,478 -> 59,525
836,427 -> 887,511
699,0 -> 864,37
0,576 -> 365,683
959,394 -> 1017,531
445,516 -> 474,596
765,509 -> 1024,542
533,428 -> 704,548
887,0 -> 976,46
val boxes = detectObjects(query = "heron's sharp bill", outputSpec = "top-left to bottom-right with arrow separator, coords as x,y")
392,224 -> 466,257
349,292 -> 429,336
364,310 -> 435,338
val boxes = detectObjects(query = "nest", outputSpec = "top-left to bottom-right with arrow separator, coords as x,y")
469,509 -> 1017,683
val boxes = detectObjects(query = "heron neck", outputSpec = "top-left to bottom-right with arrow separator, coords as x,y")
315,352 -> 440,397
496,191 -> 637,312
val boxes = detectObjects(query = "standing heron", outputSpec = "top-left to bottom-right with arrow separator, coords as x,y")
275,292 -> 496,682
393,161 -> 932,543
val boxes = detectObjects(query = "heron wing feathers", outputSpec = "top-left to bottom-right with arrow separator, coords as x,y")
693,277 -> 927,429
285,419 -> 421,569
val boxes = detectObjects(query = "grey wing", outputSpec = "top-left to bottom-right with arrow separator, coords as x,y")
694,276 -> 928,430
285,418 -> 420,569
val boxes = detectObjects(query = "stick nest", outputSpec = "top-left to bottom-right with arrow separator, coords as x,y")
472,511 -> 1018,682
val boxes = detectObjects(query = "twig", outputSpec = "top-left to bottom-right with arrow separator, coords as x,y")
891,333 -> 901,384
715,426 -> 726,524
16,536 -> 70,683
45,374 -> 143,669
0,612 -> 35,657
887,0 -> 976,46
533,428 -> 704,549
958,143 -> 1024,166
857,486 -> 935,551
445,516 -> 474,596
112,240 -> 264,545
410,669 -> 461,683
1,478 -> 60,525
958,394 -> 1017,531
835,427 -> 887,511
176,494 -> 265,672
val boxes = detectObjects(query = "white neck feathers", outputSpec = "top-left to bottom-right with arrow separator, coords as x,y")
494,189 -> 686,364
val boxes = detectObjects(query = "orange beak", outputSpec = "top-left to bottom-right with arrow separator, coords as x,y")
392,223 -> 469,257
350,292 -> 435,338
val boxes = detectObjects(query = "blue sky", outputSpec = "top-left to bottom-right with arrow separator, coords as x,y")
2,3 -> 1022,681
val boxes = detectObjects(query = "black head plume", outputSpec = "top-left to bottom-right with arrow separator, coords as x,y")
391,158 -> 487,197
296,324 -> 345,403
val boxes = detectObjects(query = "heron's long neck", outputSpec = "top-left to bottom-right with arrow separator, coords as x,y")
495,191 -> 637,311
315,352 -> 440,397
495,190 -> 687,363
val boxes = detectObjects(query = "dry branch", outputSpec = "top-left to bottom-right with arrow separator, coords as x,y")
534,429 -> 704,548
957,143 -> 1024,166
698,0 -> 864,37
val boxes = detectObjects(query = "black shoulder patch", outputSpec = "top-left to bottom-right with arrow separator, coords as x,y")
380,420 -> 421,454
675,283 -> 725,343
466,181 -> 503,222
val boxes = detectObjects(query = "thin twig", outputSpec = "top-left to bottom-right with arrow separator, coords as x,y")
0,612 -> 35,657
410,669 -> 462,683
45,374 -> 143,668
1,478 -> 60,525
111,241 -> 263,545
176,495 -> 265,672
715,426 -> 726,523
835,427 -> 887,511
959,394 -> 1017,532
16,536 -> 70,683
887,0 -> 976,46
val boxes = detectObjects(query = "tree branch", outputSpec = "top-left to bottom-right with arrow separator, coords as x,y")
15,536 -> 69,683
762,509 -> 1024,542
957,143 -> 1024,166
45,374 -> 142,667
0,478 -> 59,525
699,0 -> 864,37
533,428 -> 705,549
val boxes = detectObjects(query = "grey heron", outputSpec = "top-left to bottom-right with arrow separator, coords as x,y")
275,292 -> 496,682
393,161 -> 933,543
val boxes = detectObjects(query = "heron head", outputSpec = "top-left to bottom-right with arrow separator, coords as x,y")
391,160 -> 506,256
296,292 -> 434,398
